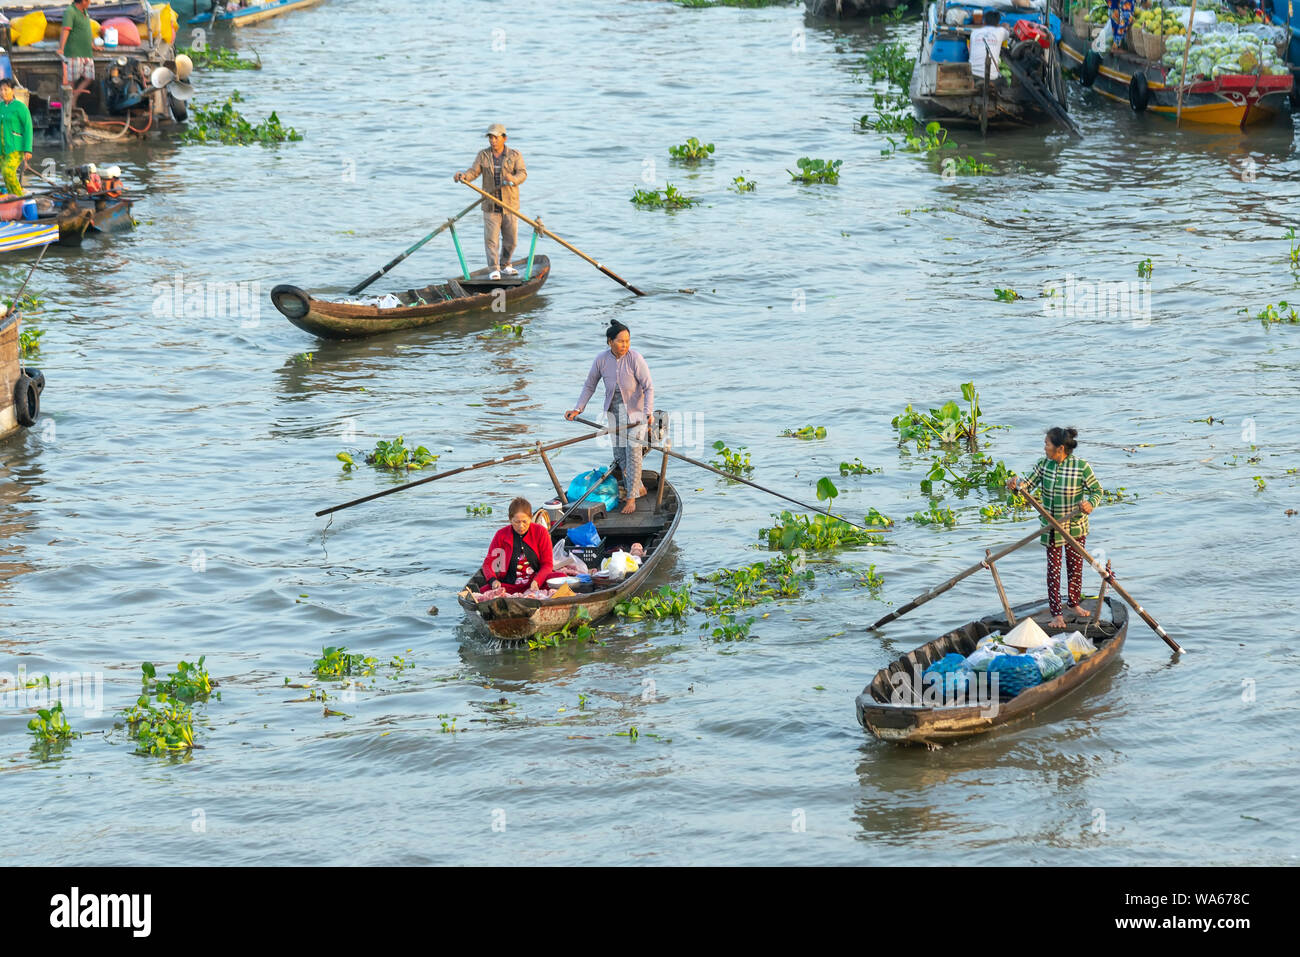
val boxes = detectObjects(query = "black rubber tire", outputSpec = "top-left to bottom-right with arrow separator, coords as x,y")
1081,51 -> 1102,88
1129,72 -> 1150,112
14,373 -> 39,427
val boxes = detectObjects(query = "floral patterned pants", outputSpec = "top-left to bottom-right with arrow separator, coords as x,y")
1047,535 -> 1086,617
2,152 -> 22,196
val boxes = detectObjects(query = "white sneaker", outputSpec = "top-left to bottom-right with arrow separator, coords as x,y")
489,270 -> 501,280
503,265 -> 519,277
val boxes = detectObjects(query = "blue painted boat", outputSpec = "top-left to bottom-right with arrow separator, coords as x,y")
186,0 -> 325,27
0,221 -> 60,254
910,0 -> 1077,133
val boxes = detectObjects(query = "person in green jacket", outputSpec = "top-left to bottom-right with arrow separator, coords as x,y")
0,80 -> 33,197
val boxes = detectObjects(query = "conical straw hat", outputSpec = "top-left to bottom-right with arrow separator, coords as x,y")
1004,616 -> 1051,650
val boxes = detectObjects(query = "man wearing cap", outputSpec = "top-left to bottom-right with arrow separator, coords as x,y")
453,124 -> 527,281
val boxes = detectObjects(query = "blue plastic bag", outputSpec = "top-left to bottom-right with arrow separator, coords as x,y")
566,468 -> 619,512
567,522 -> 601,547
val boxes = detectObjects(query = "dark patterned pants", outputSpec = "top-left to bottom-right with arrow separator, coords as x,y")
1047,535 -> 1085,618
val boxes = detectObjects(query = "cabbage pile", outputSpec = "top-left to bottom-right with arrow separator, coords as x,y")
1162,31 -> 1289,84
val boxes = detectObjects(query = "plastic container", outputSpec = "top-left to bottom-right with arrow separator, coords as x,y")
104,26 -> 118,47
931,38 -> 969,62
21,199 -> 37,221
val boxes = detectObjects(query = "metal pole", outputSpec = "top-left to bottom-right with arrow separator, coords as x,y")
448,222 -> 471,281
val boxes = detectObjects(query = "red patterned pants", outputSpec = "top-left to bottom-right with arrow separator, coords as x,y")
1046,536 -> 1085,617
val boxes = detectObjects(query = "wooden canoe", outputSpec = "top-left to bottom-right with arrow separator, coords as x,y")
856,596 -> 1128,745
270,255 -> 551,340
457,469 -> 681,642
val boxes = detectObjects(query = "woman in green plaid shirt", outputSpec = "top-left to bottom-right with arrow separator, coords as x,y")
1008,427 -> 1104,628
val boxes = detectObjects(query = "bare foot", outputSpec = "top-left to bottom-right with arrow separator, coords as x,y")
620,499 -> 637,514
1070,604 -> 1091,618
1049,615 -> 1066,629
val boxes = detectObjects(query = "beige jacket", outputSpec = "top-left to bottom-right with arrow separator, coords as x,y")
460,147 -> 526,212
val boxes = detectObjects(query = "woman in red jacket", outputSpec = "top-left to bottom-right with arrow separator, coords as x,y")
479,497 -> 554,594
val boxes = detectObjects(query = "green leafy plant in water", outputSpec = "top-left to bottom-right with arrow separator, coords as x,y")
892,381 -> 997,453
1245,301 -> 1300,325
121,693 -> 196,756
1100,486 -> 1138,504
3,293 -> 42,313
178,90 -> 303,146
176,44 -> 262,70
948,155 -> 992,175
669,137 -> 715,161
1137,258 -> 1153,278
703,613 -> 755,642
480,322 -> 523,338
141,657 -> 219,702
615,585 -> 693,620
1252,475 -> 1267,491
839,458 -> 881,476
364,435 -> 438,470
528,607 -> 594,650
861,41 -> 913,87
630,183 -> 699,209
759,510 -> 889,551
711,440 -> 753,475
1285,227 -> 1299,268
781,425 -> 827,440
909,505 -> 957,527
28,701 -> 78,745
729,175 -> 757,193
18,326 -> 43,357
920,453 -> 1012,497
858,90 -> 913,132
466,503 -> 493,516
788,157 -> 843,184
696,554 -> 814,614
993,287 -> 1022,302
312,646 -> 378,679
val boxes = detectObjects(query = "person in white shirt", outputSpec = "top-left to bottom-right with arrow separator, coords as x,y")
968,10 -> 1009,83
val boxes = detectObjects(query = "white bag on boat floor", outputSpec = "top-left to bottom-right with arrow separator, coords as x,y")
1063,631 -> 1098,661
552,540 -> 589,576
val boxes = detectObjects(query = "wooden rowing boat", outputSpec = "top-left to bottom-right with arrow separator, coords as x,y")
856,596 -> 1128,745
270,255 -> 551,340
457,468 -> 681,641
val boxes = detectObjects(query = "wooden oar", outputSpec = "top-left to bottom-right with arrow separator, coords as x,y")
570,416 -> 891,532
316,428 -> 607,517
348,198 -> 483,295
458,179 -> 646,295
867,510 -> 1080,630
4,242 -> 50,321
1018,488 -> 1184,653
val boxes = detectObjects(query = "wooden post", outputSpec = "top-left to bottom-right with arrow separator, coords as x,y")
1085,560 -> 1112,639
537,443 -> 567,504
655,439 -> 670,512
984,549 -> 1016,626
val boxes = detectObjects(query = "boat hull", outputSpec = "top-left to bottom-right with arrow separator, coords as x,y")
271,255 -> 551,339
458,471 -> 681,641
187,0 -> 326,27
857,596 -> 1129,745
1060,25 -> 1292,127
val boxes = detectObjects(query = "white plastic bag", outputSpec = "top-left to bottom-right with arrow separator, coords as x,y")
1091,21 -> 1113,54
1063,631 -> 1098,661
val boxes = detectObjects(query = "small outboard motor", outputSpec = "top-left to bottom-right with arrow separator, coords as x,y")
104,56 -> 148,114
